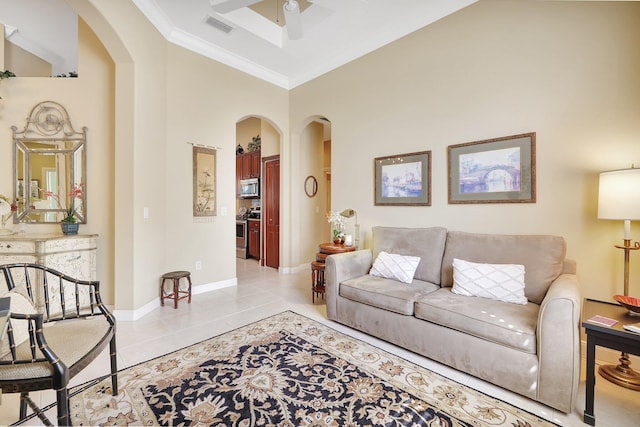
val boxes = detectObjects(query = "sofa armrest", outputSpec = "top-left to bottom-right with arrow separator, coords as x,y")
325,249 -> 373,320
536,273 -> 581,412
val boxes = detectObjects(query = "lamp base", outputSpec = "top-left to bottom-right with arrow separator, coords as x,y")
598,353 -> 640,391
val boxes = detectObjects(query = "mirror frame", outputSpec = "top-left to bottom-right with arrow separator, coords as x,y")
12,101 -> 87,224
304,175 -> 317,198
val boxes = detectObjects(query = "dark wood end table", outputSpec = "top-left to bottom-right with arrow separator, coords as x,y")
581,298 -> 640,425
311,243 -> 356,302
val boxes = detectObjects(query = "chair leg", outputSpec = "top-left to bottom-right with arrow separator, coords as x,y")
56,387 -> 70,427
110,334 -> 119,395
187,275 -> 192,303
19,392 -> 28,419
173,278 -> 179,309
21,393 -> 54,426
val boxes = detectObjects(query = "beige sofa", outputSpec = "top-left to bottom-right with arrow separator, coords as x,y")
325,226 -> 581,413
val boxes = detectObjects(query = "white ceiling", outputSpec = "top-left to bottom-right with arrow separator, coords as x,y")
0,0 -> 78,76
132,0 -> 477,89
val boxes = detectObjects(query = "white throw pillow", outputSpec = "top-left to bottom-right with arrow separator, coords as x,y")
370,251 -> 421,284
451,258 -> 528,305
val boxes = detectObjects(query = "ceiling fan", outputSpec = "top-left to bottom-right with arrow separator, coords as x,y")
210,0 -> 304,40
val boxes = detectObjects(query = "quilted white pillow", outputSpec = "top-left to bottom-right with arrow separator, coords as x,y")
452,258 -> 528,305
370,251 -> 421,284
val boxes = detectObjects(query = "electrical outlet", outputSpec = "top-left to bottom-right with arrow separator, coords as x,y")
195,261 -> 202,270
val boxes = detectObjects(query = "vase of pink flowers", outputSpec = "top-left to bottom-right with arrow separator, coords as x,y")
45,184 -> 84,235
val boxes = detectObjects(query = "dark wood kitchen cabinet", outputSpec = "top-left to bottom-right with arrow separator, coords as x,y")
237,151 -> 261,180
236,150 -> 261,196
250,151 -> 261,178
248,219 -> 260,259
235,155 -> 243,196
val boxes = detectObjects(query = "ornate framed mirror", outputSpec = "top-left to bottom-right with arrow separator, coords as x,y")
12,101 -> 87,223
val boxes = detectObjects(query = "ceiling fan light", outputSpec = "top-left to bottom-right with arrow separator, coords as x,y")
284,0 -> 299,13
283,0 -> 303,40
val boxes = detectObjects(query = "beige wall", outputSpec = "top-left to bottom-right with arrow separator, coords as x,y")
237,117 -> 261,152
4,42 -> 52,77
2,0 -> 638,312
0,17 -> 115,300
290,1 -> 640,303
297,121 -> 328,262
164,44 -> 288,288
84,1 -> 289,313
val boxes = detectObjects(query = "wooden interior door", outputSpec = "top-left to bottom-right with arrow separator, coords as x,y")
263,156 -> 280,268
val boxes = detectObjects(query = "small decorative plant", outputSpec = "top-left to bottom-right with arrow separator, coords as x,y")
326,211 -> 346,243
248,134 -> 261,152
45,184 -> 84,223
0,70 -> 16,99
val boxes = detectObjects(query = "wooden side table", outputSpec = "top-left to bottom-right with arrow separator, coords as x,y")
581,298 -> 640,425
310,243 -> 356,303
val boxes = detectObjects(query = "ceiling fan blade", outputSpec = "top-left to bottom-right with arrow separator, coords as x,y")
283,0 -> 303,40
210,0 -> 262,14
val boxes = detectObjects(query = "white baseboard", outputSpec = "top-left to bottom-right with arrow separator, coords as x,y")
113,277 -> 237,321
278,263 -> 309,274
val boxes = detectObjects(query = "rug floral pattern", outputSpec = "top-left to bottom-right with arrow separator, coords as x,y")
70,311 -> 556,426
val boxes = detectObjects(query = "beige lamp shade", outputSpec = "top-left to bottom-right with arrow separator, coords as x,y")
597,168 -> 640,221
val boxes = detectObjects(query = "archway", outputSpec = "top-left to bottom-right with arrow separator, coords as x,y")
235,116 -> 283,268
291,115 -> 332,266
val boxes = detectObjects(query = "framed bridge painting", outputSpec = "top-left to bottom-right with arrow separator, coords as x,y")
448,132 -> 536,204
374,150 -> 431,206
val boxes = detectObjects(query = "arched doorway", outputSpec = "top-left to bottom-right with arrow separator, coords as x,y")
235,116 -> 282,268
295,116 -> 332,264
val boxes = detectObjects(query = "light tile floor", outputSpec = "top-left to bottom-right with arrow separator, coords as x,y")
1,258 -> 638,426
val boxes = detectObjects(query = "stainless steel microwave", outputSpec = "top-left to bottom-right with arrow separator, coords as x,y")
239,178 -> 259,198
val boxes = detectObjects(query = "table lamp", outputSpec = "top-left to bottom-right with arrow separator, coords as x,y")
597,166 -> 640,389
340,209 -> 359,249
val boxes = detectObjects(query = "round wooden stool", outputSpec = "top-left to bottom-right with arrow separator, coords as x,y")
160,270 -> 192,309
311,261 -> 325,303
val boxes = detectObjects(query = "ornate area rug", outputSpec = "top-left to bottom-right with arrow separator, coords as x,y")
70,311 -> 556,426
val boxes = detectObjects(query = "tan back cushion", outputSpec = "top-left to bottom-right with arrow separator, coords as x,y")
372,226 -> 447,285
441,231 -> 567,304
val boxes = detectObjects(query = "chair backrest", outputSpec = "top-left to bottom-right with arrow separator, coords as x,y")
0,263 -> 105,322
0,263 -> 112,362
0,263 -> 118,427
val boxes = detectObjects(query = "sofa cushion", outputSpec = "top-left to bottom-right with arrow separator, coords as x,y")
415,288 -> 539,353
370,251 -> 421,284
452,258 -> 527,305
441,231 -> 566,304
372,226 -> 447,285
340,275 -> 439,315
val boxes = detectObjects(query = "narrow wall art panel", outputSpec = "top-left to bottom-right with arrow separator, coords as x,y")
193,146 -> 216,217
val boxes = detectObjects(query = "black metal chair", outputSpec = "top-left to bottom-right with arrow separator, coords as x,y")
0,263 -> 118,426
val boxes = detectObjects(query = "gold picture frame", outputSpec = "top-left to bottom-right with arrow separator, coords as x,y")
448,132 -> 536,204
374,151 -> 431,206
